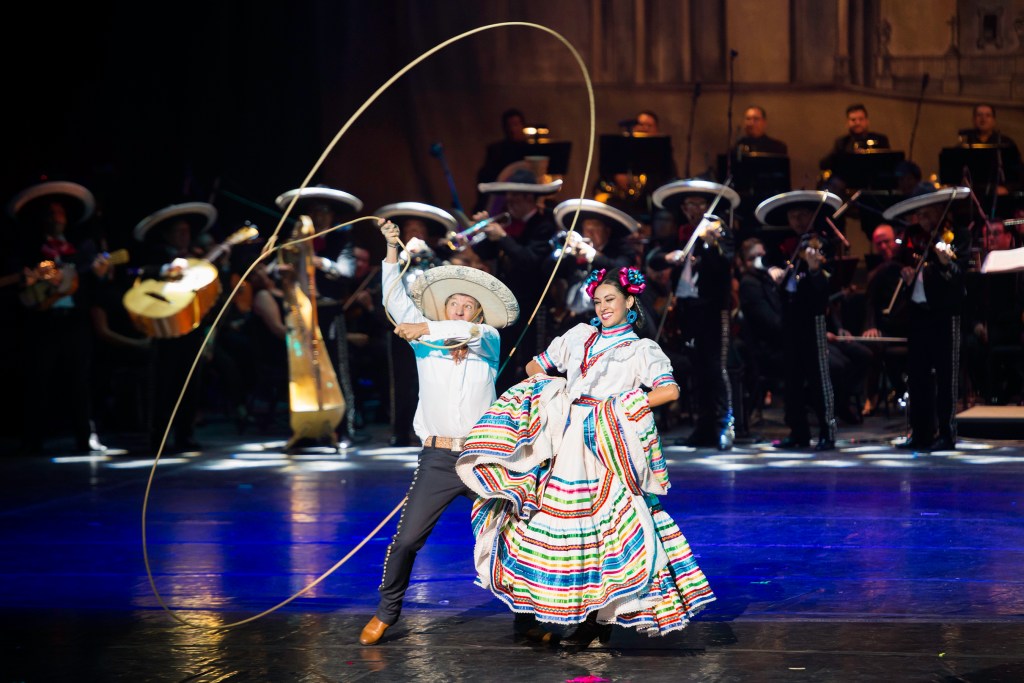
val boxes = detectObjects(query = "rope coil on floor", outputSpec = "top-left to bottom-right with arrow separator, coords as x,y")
142,20 -> 597,630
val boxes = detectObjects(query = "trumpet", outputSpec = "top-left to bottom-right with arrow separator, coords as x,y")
548,229 -> 591,260
445,212 -> 511,252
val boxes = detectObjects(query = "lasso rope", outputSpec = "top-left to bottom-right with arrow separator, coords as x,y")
142,20 -> 597,630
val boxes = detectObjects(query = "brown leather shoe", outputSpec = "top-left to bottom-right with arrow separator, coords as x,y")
359,616 -> 390,645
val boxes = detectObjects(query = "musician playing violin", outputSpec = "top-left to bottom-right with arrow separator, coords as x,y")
773,203 -> 838,450
890,184 -> 971,452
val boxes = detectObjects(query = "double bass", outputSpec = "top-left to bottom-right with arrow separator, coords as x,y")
280,215 -> 346,451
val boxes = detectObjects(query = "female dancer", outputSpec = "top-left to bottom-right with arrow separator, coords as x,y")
457,266 -> 715,649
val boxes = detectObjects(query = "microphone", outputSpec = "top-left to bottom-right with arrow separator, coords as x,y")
729,49 -> 739,58
429,142 -> 444,158
618,118 -> 639,128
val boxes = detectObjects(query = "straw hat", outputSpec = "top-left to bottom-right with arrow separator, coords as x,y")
409,265 -> 519,329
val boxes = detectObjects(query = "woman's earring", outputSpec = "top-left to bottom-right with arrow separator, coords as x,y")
626,309 -> 638,324
590,316 -> 600,327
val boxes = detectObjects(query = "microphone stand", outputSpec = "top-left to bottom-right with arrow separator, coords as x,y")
684,82 -> 702,178
725,50 -> 738,178
907,73 -> 929,162
429,142 -> 470,227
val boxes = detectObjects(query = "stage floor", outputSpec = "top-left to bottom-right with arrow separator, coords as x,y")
2,413 -> 1023,682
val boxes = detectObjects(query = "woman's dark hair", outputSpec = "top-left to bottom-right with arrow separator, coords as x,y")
591,269 -> 646,328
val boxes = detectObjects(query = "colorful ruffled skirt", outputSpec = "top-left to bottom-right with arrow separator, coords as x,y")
456,376 -> 715,636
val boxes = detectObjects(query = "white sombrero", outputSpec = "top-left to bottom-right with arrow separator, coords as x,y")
478,168 -> 563,196
755,190 -> 842,227
275,186 -> 364,214
553,198 -> 639,238
6,180 -> 96,226
882,186 -> 971,220
133,202 -> 218,242
409,265 -> 520,329
374,202 -> 458,238
652,179 -> 741,213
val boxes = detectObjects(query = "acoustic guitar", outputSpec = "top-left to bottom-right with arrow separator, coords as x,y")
10,249 -> 130,311
123,226 -> 258,338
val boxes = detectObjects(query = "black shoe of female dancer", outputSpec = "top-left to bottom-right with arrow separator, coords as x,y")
560,612 -> 612,651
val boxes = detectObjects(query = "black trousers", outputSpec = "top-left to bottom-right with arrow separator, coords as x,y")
783,313 -> 836,442
375,447 -> 473,624
907,305 -> 961,443
678,302 -> 732,436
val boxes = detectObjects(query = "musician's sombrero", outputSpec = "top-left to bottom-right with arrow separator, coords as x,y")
6,181 -> 96,226
409,265 -> 519,329
275,186 -> 364,216
652,179 -> 741,214
374,202 -> 457,238
133,202 -> 218,242
882,185 -> 971,220
755,190 -> 842,227
478,168 -> 562,195
553,198 -> 639,239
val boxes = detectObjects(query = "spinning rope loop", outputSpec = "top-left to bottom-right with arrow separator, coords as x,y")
142,20 -> 597,630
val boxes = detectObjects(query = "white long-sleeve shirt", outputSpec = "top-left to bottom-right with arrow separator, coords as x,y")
381,261 -> 501,441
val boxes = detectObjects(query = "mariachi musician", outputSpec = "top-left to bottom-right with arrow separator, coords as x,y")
275,185 -> 363,445
132,201 -> 219,453
647,179 -> 741,449
471,168 -> 562,393
882,183 -> 972,452
550,198 -> 642,324
7,179 -> 108,455
755,190 -> 843,450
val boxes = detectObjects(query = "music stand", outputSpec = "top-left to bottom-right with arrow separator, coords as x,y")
524,140 -> 572,175
718,152 -> 791,196
832,151 -> 905,189
939,146 -> 1001,190
599,134 -> 674,179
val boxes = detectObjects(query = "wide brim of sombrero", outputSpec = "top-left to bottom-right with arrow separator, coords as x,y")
409,265 -> 520,329
133,202 -> 218,242
375,202 -> 458,236
652,179 -> 741,211
477,178 -> 563,195
6,181 -> 96,225
754,190 -> 843,227
275,187 -> 364,214
881,186 -> 971,220
553,198 -> 639,237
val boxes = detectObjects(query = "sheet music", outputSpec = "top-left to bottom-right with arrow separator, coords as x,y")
981,247 -> 1024,274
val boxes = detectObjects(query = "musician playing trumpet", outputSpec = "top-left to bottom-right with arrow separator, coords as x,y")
648,182 -> 740,450
470,168 -> 562,392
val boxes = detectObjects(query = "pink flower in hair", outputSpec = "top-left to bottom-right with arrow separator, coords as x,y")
618,266 -> 646,295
